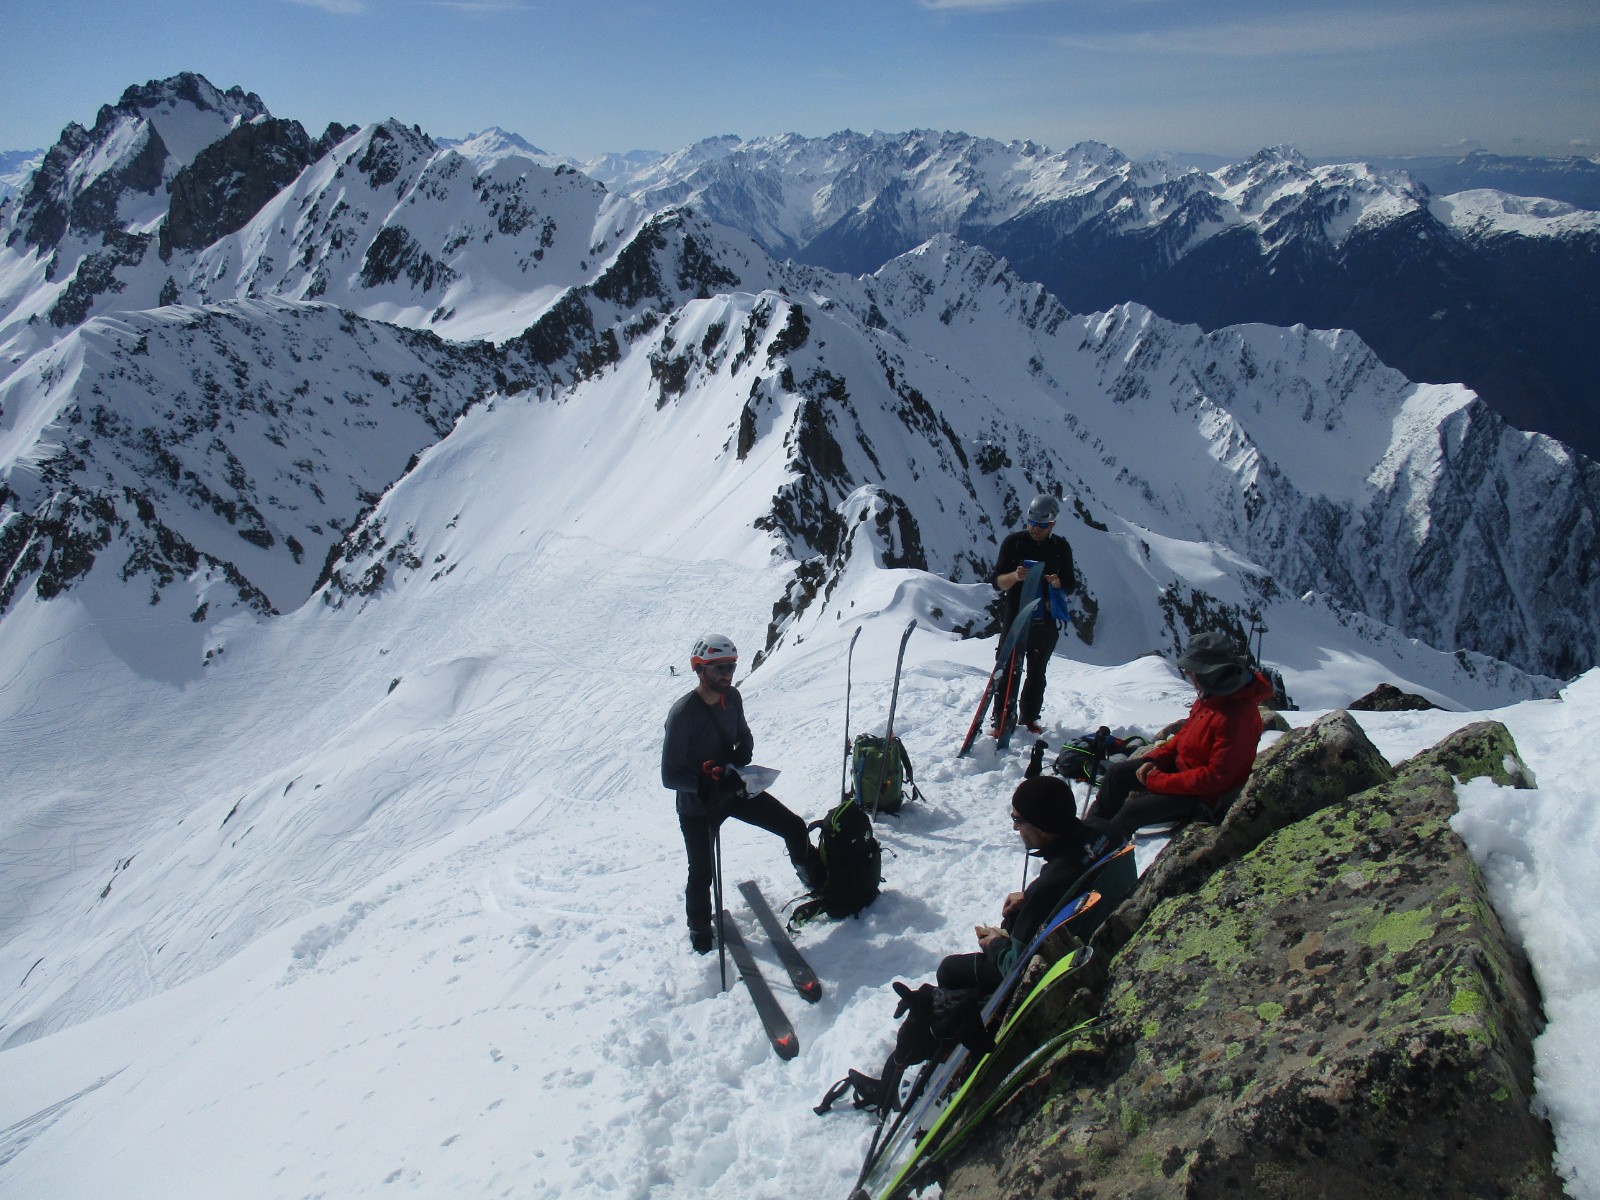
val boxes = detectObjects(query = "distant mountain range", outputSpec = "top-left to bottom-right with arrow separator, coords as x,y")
570,131 -> 1600,462
2,73 -> 1597,694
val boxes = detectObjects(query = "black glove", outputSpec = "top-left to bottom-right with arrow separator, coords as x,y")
891,982 -> 942,1066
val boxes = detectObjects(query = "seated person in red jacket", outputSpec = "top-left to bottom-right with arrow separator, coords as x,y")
1087,631 -> 1273,840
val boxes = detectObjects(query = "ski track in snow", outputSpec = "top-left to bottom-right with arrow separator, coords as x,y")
0,533 -> 1597,1197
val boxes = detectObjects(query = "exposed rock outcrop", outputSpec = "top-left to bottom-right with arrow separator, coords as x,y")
942,718 -> 1560,1199
1350,682 -> 1442,711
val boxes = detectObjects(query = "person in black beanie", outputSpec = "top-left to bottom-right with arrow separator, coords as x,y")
935,775 -> 1109,994
822,775 -> 1108,1117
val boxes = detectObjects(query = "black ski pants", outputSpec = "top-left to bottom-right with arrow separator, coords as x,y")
936,950 -> 1002,995
1085,758 -> 1204,841
679,792 -> 810,932
991,618 -> 1058,727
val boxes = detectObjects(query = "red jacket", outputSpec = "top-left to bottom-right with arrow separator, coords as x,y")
1141,672 -> 1274,808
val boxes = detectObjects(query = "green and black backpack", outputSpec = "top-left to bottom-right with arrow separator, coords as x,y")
850,732 -> 923,816
794,798 -> 882,922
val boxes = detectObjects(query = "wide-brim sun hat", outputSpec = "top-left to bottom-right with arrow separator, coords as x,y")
1176,631 -> 1253,695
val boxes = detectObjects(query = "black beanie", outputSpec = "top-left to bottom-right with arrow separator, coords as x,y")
1011,776 -> 1077,835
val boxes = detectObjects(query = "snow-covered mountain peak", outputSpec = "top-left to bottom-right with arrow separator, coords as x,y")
108,73 -> 270,169
1430,188 -> 1600,237
4,73 -> 269,256
436,127 -> 557,170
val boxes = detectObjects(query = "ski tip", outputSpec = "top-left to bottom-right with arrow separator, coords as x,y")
775,1032 -> 800,1060
799,980 -> 824,1003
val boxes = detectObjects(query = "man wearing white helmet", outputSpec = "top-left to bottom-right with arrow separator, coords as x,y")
989,494 -> 1075,737
662,633 -> 819,953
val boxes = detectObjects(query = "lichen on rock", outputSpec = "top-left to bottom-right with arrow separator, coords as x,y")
941,719 -> 1560,1199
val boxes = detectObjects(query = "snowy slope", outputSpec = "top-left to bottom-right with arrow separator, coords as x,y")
0,151 -> 43,204
0,498 -> 1596,1198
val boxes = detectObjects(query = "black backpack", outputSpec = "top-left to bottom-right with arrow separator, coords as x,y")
794,799 -> 882,922
1053,727 -> 1150,783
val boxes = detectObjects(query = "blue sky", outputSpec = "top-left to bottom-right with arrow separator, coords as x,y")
3,0 -> 1597,162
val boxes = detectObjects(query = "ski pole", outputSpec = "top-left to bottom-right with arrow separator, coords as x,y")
840,627 -> 861,804
713,822 -> 727,993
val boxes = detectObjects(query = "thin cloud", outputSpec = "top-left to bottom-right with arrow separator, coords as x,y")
285,0 -> 367,12
423,0 -> 534,11
1054,5 -> 1599,57
919,0 -> 1062,10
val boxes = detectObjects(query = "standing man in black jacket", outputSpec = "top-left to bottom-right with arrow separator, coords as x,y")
661,633 -> 818,953
990,494 -> 1075,736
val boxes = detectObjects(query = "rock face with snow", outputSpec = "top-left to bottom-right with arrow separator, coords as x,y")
596,134 -> 1600,461
3,75 -> 269,332
0,301 -> 501,621
158,116 -> 351,257
945,719 -> 1559,1200
2,74 -> 1598,698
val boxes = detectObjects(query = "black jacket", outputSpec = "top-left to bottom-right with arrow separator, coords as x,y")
992,528 -> 1074,629
662,688 -> 754,817
990,829 -> 1104,974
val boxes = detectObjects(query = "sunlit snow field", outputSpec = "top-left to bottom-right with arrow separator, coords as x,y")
0,532 -> 1596,1199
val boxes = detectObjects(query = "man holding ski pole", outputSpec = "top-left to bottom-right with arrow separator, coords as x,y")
661,633 -> 821,954
989,495 -> 1075,737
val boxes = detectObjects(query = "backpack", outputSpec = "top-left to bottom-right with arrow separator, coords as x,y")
850,733 -> 922,816
1052,727 -> 1150,784
793,798 -> 882,922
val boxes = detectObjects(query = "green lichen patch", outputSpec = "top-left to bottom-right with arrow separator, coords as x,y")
943,721 -> 1558,1200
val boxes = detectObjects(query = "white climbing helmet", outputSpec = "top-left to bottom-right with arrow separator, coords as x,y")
690,633 -> 738,669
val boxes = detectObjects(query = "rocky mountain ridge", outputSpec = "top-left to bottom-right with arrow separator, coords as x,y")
588,131 -> 1600,461
2,75 -> 1597,699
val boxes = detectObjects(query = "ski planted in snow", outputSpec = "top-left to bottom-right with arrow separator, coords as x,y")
839,626 -> 863,804
957,572 -> 1045,756
738,879 -> 822,1004
994,561 -> 1047,751
719,910 -> 799,1060
868,618 -> 918,817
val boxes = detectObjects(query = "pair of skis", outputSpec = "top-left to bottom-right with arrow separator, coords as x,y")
848,893 -> 1097,1198
848,841 -> 1139,1198
721,880 -> 821,1061
868,949 -> 1099,1200
723,619 -> 919,1058
957,561 -> 1046,757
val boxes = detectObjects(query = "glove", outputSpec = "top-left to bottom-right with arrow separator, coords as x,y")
891,983 -> 941,1065
700,760 -> 725,781
892,980 -> 936,1022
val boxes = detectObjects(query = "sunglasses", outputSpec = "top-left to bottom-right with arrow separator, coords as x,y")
1026,520 -> 1054,530
702,662 -> 737,676
1011,812 -> 1029,826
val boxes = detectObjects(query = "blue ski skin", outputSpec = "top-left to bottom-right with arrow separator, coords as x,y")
995,561 -> 1047,750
